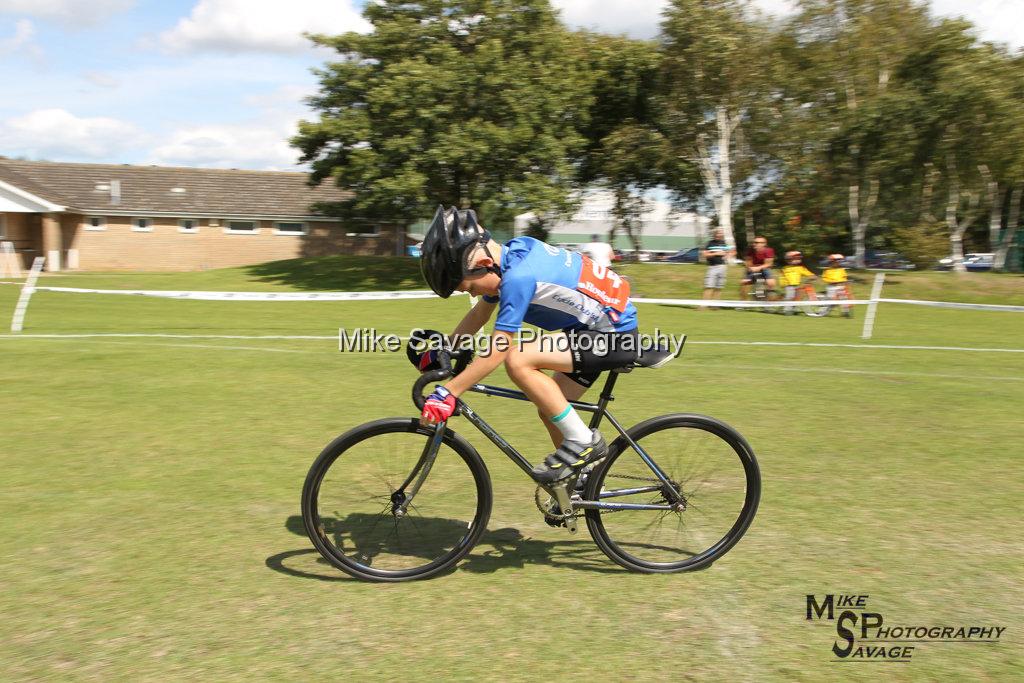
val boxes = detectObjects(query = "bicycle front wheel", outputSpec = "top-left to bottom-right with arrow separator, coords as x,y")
584,414 -> 760,573
302,418 -> 492,582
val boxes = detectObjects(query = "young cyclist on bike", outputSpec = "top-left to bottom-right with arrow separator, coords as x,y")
779,250 -> 817,314
415,206 -> 640,484
822,253 -> 853,317
739,236 -> 777,301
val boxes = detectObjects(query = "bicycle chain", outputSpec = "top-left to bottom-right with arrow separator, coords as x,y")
534,474 -> 676,518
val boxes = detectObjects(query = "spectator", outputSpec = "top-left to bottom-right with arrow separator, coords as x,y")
581,233 -> 614,268
740,236 -> 777,301
700,228 -> 735,310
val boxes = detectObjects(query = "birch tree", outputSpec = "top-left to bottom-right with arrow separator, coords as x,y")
784,0 -> 931,267
659,0 -> 773,250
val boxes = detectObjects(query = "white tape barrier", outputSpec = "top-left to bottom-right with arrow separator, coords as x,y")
19,286 -> 459,302
631,296 -> 873,308
10,256 -> 44,332
877,298 -> 1024,313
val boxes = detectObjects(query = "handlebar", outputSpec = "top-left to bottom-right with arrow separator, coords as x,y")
411,348 -> 474,411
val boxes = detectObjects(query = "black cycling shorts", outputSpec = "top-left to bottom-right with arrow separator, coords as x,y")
562,329 -> 640,388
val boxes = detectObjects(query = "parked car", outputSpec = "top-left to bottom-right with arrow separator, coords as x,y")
964,254 -> 994,272
863,250 -> 915,270
936,253 -> 993,271
664,247 -> 702,263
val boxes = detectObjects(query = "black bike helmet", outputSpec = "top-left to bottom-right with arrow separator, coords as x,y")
420,205 -> 493,298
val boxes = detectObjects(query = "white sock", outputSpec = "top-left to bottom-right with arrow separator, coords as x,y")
551,405 -> 592,444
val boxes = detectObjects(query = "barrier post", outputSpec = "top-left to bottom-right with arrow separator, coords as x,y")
861,272 -> 887,340
11,256 -> 45,332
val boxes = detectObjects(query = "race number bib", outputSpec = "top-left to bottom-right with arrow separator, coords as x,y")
577,255 -> 631,313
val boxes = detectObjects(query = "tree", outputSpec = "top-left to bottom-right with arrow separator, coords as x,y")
778,0 -> 935,268
659,0 -> 775,250
293,0 -> 591,226
572,33 -> 678,251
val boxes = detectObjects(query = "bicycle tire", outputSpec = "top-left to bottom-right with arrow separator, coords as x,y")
302,418 -> 492,582
584,414 -> 760,573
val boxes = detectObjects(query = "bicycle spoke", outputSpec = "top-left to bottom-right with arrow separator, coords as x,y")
310,427 -> 483,574
589,417 -> 757,569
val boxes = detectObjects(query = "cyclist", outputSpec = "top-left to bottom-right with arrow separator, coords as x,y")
739,236 -> 777,301
822,253 -> 853,317
416,206 -> 640,484
779,250 -> 817,314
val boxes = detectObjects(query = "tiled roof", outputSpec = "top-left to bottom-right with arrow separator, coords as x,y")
0,158 -> 352,218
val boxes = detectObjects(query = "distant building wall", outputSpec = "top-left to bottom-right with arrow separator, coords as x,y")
0,211 -> 403,271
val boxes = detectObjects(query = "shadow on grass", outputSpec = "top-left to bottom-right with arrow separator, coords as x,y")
266,514 -> 626,581
244,255 -> 425,291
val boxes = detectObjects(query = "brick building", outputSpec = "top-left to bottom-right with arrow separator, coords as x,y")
0,158 -> 404,271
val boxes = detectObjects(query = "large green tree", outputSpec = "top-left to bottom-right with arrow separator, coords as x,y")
775,0 -> 935,267
292,0 -> 590,226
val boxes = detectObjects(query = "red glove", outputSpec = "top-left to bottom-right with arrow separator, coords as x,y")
417,349 -> 439,372
421,386 -> 456,424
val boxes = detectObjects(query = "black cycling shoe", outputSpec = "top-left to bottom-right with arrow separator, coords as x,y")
532,431 -> 607,484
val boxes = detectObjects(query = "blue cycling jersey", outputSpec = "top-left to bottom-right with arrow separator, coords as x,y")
482,237 -> 638,334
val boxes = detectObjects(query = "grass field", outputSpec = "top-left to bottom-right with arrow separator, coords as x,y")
1,261 -> 1022,680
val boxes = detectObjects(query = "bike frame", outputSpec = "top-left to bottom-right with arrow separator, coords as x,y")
397,369 -> 683,516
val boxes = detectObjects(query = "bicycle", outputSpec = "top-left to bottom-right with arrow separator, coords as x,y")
742,271 -> 777,312
301,338 -> 761,582
808,283 -> 854,318
786,283 -> 823,316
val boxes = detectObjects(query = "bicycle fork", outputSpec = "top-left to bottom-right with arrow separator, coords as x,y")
392,421 -> 446,517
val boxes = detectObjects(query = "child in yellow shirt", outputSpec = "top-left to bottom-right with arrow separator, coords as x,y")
780,250 -> 816,314
822,254 -> 853,317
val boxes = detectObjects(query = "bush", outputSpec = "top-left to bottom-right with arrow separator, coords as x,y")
889,223 -> 949,269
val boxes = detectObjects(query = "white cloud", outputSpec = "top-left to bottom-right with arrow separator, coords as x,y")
0,18 -> 42,60
83,71 -> 120,88
552,1 -> 797,39
552,1 -> 1020,48
929,0 -> 1024,50
0,0 -> 134,26
0,108 -> 146,159
552,1 -> 665,38
146,121 -> 302,170
158,0 -> 370,55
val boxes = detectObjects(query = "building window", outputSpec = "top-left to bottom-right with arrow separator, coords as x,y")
346,223 -> 380,237
178,219 -> 199,234
274,221 -> 308,236
84,216 -> 107,231
224,220 -> 259,234
131,217 -> 154,232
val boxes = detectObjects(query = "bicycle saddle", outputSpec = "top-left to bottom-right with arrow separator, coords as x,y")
614,340 -> 684,373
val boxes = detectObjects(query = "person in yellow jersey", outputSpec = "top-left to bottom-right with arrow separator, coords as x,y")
822,253 -> 853,317
780,250 -> 816,315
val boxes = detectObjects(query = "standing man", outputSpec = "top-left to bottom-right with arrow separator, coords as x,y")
701,228 -> 735,309
581,233 -> 614,269
739,236 -> 777,300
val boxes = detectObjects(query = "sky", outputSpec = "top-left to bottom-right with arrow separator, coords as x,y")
0,0 -> 1020,171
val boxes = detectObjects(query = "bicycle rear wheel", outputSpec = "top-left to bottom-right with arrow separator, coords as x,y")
584,414 -> 760,573
302,418 -> 492,582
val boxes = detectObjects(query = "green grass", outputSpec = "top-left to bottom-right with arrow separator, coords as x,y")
1,261 -> 1022,680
